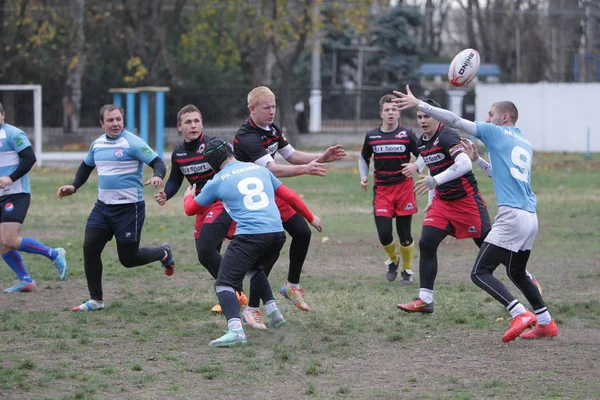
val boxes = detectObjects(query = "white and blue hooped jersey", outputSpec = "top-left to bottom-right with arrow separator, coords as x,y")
84,130 -> 159,204
475,122 -> 537,212
0,123 -> 32,196
195,160 -> 283,235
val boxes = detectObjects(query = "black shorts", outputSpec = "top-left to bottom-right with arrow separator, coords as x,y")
86,200 -> 145,243
0,193 -> 31,224
216,232 -> 286,292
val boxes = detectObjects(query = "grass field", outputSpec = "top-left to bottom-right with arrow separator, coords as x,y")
0,153 -> 599,400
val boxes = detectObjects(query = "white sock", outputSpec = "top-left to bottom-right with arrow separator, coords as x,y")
535,310 -> 552,325
265,300 -> 278,314
419,288 -> 434,304
227,318 -> 242,331
507,300 -> 527,318
286,282 -> 300,289
525,271 -> 533,280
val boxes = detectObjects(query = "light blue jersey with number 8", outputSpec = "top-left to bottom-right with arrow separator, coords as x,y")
475,122 -> 537,213
195,160 -> 284,235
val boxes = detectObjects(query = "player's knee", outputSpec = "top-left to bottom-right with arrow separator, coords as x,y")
399,237 -> 413,247
118,254 -> 137,268
418,236 -> 437,254
1,236 -> 21,250
291,224 -> 311,243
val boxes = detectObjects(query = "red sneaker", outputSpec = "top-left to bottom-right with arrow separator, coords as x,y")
396,298 -> 434,314
521,320 -> 558,339
502,310 -> 536,342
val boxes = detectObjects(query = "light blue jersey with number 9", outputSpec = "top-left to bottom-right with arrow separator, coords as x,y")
195,160 -> 284,235
475,122 -> 537,212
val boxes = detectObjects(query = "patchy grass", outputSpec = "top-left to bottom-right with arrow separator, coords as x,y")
0,153 -> 598,399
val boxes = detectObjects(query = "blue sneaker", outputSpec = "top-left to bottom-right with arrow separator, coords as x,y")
53,248 -> 68,281
72,299 -> 105,311
209,329 -> 247,347
4,280 -> 36,293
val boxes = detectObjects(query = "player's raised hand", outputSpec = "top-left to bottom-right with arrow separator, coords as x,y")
392,85 -> 419,111
360,176 -> 368,192
402,162 -> 418,177
460,137 -> 479,161
154,191 -> 167,206
414,174 -> 438,196
310,215 -> 323,233
317,145 -> 346,163
57,185 -> 76,199
305,160 -> 327,177
144,176 -> 163,188
184,184 -> 196,197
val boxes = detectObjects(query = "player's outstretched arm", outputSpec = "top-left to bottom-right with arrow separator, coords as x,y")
275,184 -> 322,232
57,161 -> 95,198
266,160 -> 326,178
183,184 -> 206,216
285,145 -> 346,165
393,85 -> 477,136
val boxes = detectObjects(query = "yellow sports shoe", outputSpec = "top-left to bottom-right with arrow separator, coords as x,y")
279,285 -> 310,312
211,303 -> 222,314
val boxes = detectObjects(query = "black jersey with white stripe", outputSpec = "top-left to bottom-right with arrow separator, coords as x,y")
360,125 -> 419,186
167,133 -> 217,197
418,125 -> 479,200
233,118 -> 290,163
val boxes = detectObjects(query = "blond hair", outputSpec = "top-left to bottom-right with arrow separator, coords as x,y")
248,86 -> 275,107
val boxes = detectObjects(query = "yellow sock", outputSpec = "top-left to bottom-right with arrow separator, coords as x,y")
383,241 -> 399,263
399,242 -> 414,271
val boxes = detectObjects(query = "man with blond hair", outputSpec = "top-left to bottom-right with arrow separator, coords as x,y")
233,86 -> 345,327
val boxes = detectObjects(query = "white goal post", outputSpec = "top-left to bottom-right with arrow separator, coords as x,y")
0,85 -> 43,166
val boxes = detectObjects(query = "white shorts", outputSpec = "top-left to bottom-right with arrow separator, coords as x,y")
484,206 -> 538,252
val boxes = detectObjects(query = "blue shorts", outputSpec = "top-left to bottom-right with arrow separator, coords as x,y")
0,193 -> 30,224
86,200 -> 145,243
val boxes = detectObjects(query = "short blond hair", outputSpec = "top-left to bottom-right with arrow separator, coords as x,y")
248,86 -> 275,107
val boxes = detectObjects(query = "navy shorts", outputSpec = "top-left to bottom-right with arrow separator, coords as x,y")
0,193 -> 30,224
216,232 -> 286,292
86,200 -> 145,243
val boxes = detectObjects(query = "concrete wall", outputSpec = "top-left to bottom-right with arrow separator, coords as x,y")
475,83 -> 599,152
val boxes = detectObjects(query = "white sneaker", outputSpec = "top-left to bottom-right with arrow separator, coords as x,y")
72,299 -> 105,311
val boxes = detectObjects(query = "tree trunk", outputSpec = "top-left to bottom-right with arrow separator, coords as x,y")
63,0 -> 86,133
278,70 -> 298,137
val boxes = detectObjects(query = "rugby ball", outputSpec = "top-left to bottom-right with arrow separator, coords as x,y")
448,48 -> 480,87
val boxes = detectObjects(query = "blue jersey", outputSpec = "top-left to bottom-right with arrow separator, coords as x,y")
0,123 -> 32,196
84,130 -> 159,204
475,122 -> 537,212
195,160 -> 283,235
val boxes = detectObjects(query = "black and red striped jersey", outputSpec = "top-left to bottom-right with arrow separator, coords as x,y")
360,125 -> 420,186
233,118 -> 290,163
418,125 -> 479,200
164,133 -> 217,199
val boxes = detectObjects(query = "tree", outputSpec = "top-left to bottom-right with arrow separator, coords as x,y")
64,0 -> 86,132
370,4 -> 423,86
